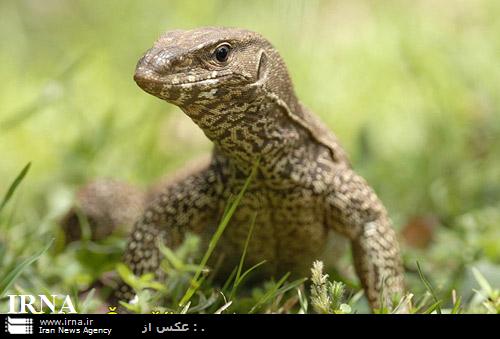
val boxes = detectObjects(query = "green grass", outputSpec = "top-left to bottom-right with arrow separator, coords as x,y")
0,0 -> 499,313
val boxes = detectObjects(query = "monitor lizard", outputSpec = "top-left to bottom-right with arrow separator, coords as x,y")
116,27 -> 406,312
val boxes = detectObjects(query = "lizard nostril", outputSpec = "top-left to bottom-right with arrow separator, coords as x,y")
148,49 -> 174,75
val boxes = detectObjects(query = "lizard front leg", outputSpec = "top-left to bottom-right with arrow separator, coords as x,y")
325,166 -> 406,312
114,165 -> 221,304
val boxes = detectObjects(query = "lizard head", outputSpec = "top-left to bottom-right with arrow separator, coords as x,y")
134,27 -> 302,167
134,27 -> 291,109
134,27 -> 282,109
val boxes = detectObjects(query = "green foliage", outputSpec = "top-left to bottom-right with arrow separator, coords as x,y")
416,261 -> 442,314
0,162 -> 31,214
0,0 -> 498,313
470,268 -> 500,314
310,261 -> 352,314
0,162 -> 53,299
0,239 -> 53,298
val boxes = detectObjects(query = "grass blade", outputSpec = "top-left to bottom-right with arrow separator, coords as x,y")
250,273 -> 290,313
221,266 -> 238,293
451,295 -> 462,314
249,274 -> 306,313
251,276 -> 307,313
230,212 -> 257,300
0,238 -> 54,297
0,162 -> 31,214
472,267 -> 493,295
416,261 -> 442,314
178,159 -> 259,306
423,300 -> 442,314
233,261 -> 267,292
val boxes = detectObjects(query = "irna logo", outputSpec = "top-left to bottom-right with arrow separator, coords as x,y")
8,295 -> 77,314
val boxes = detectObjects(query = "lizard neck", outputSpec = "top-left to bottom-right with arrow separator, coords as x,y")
181,93 -> 306,178
178,43 -> 311,180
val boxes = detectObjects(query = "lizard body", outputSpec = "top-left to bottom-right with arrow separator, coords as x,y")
119,27 -> 406,311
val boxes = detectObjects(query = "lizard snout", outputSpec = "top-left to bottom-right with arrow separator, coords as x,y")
133,64 -> 165,97
133,69 -> 149,90
133,48 -> 170,93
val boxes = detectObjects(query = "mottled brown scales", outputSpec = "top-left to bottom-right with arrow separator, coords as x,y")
61,180 -> 145,243
117,27 -> 406,311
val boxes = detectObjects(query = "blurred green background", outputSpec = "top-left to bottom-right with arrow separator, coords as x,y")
0,0 -> 499,313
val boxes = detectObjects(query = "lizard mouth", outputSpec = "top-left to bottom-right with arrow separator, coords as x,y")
164,73 -> 234,88
134,68 -> 234,90
165,71 -> 233,86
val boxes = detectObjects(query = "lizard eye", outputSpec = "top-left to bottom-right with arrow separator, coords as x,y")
213,44 -> 231,63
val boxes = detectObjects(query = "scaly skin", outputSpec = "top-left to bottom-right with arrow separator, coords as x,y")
61,156 -> 212,243
117,27 -> 406,311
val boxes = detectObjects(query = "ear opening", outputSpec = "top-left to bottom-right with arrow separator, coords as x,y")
257,50 -> 269,81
